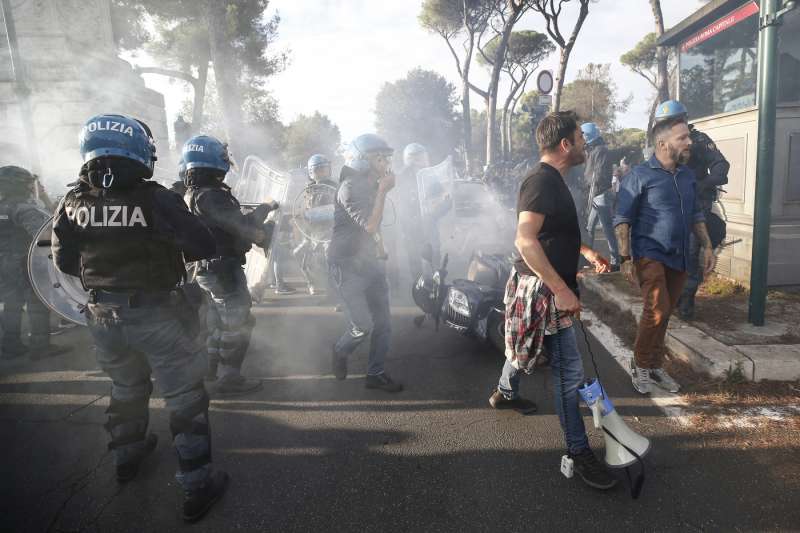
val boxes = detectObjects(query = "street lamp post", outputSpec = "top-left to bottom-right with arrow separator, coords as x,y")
749,0 -> 796,325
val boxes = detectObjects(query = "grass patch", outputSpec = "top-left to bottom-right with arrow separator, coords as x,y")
700,273 -> 746,297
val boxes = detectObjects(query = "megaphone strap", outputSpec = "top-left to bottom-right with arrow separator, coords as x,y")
603,426 -> 646,499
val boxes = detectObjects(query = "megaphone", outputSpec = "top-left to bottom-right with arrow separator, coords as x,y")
578,379 -> 650,468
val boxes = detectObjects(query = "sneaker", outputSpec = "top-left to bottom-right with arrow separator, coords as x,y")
570,448 -> 618,490
116,433 -> 158,483
183,470 -> 229,523
365,373 -> 403,393
274,286 -> 297,295
488,390 -> 538,414
631,365 -> 653,395
651,367 -> 680,393
332,346 -> 347,380
29,344 -> 72,361
210,375 -> 262,396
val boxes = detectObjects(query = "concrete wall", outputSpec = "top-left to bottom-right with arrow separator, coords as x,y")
0,0 -> 173,195
694,105 -> 800,285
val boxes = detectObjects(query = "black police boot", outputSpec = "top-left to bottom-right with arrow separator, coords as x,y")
183,470 -> 230,523
365,373 -> 403,393
1,340 -> 28,360
677,293 -> 695,321
116,433 -> 158,483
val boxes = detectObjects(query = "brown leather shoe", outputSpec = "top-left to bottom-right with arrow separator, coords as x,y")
488,390 -> 537,414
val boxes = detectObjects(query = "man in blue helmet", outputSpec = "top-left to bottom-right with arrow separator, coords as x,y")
51,115 -> 228,522
581,123 -> 620,269
182,134 -> 277,395
0,165 -> 71,360
650,101 -> 730,320
614,101 -> 717,395
328,133 -> 402,392
291,154 -> 337,295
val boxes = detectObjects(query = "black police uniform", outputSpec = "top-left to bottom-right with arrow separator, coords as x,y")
51,173 -> 219,491
184,172 -> 269,388
678,126 -> 730,318
0,196 -> 63,358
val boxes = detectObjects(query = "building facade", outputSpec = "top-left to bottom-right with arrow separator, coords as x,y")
0,0 -> 172,195
660,0 -> 800,285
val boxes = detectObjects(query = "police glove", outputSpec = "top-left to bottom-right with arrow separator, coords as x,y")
246,200 -> 280,225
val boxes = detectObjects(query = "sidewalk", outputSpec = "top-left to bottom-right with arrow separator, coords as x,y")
580,271 -> 800,382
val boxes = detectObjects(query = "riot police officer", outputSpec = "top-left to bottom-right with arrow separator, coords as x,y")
652,101 -> 730,319
582,123 -> 621,269
182,134 -> 276,395
328,134 -> 402,392
0,166 -> 71,360
51,115 -> 228,522
292,154 -> 337,295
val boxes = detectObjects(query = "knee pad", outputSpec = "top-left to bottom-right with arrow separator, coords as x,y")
104,383 -> 153,449
169,387 -> 210,439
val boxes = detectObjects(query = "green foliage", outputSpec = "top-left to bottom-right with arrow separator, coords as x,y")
419,0 -> 463,36
284,113 -> 342,170
620,33 -> 659,85
477,31 -> 554,71
560,63 -> 630,131
724,360 -> 747,384
375,68 -> 460,164
605,128 -> 647,166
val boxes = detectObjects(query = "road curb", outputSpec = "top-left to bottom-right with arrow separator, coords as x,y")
580,273 -> 800,382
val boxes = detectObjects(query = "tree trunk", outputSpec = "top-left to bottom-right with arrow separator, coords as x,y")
552,1 -> 590,112
192,54 -> 209,134
206,0 -> 244,149
485,14 -> 517,165
650,0 -> 670,102
461,45 -> 474,174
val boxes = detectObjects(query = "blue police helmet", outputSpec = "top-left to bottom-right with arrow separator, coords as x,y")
581,122 -> 600,145
79,114 -> 156,173
345,133 -> 393,173
307,153 -> 331,176
654,100 -> 688,123
181,135 -> 231,173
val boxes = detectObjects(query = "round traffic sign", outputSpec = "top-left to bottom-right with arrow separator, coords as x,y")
537,70 -> 554,95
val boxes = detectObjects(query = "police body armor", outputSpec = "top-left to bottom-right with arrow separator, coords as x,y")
64,182 -> 185,290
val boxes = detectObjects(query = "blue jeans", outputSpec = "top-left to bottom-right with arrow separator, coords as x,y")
497,324 -> 590,454
329,257 -> 391,376
87,298 -> 212,491
586,191 -> 620,265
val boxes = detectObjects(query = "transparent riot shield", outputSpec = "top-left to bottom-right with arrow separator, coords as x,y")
416,156 -> 456,219
233,156 -> 290,293
291,182 -> 337,244
28,216 -> 89,325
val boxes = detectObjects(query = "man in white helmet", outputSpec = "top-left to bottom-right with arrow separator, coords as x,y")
328,134 -> 402,393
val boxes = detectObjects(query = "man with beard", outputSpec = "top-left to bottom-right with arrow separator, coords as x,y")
614,103 -> 715,395
488,111 -> 616,490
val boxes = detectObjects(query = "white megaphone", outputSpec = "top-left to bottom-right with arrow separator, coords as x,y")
578,379 -> 650,468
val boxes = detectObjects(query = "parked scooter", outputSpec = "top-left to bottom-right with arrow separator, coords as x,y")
412,246 -> 509,354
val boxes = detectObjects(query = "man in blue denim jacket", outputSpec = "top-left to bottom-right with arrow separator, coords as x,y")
614,107 -> 715,395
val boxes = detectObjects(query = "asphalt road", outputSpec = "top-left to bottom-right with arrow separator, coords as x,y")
1,291 -> 798,532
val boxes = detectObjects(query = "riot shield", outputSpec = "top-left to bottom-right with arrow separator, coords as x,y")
291,182 -> 337,244
28,216 -> 89,326
234,156 -> 290,292
416,156 -> 455,219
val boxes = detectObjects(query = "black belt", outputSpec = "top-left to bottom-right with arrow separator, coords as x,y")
89,289 -> 176,308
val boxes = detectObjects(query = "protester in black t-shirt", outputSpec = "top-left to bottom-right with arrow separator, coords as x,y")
489,111 -> 618,491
